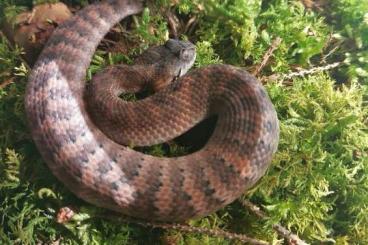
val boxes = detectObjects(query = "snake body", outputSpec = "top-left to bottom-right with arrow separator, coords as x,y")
25,0 -> 279,222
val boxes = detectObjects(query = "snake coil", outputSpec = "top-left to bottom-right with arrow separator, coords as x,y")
25,0 -> 279,222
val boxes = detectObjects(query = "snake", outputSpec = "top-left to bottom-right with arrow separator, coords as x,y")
25,0 -> 279,222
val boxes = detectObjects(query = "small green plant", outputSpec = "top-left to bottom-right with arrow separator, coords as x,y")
328,0 -> 368,84
254,74 -> 368,243
195,40 -> 223,67
255,0 -> 327,71
194,0 -> 328,73
133,7 -> 169,48
196,0 -> 262,63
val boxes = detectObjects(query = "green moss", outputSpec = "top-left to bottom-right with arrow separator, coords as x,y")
255,74 -> 368,243
328,0 -> 368,83
255,0 -> 327,71
194,0 -> 328,72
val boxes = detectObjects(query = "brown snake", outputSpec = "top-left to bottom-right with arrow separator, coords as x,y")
25,0 -> 279,222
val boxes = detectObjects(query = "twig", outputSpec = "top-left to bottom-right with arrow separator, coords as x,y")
101,212 -> 270,245
184,16 -> 198,36
282,62 -> 342,80
321,44 -> 340,64
320,33 -> 341,64
166,10 -> 178,38
240,200 -> 309,245
141,221 -> 269,245
252,37 -> 282,76
261,61 -> 344,84
0,77 -> 15,90
57,206 -> 268,244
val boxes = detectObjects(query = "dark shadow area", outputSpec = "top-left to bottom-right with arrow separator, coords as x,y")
174,115 -> 218,153
134,115 -> 218,157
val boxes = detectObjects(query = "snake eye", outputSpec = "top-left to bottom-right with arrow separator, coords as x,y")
180,48 -> 192,60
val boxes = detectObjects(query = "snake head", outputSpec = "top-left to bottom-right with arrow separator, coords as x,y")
164,39 -> 196,77
134,39 -> 196,91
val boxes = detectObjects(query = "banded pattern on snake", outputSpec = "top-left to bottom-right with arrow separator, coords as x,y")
25,0 -> 279,222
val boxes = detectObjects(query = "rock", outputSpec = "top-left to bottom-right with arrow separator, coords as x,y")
2,3 -> 72,66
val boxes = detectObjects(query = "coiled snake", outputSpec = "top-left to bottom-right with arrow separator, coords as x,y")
25,0 -> 279,222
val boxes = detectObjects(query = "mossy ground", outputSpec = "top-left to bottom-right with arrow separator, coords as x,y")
0,0 -> 367,244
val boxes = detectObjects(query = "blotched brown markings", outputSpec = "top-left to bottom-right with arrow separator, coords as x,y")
94,3 -> 115,22
115,152 -> 144,181
44,39 -> 86,63
202,156 -> 241,207
168,165 -> 197,220
128,160 -> 164,219
48,28 -> 85,46
89,69 -> 212,146
25,0 -> 279,222
80,8 -> 106,31
152,163 -> 176,217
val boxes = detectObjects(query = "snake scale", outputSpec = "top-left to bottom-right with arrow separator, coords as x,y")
25,0 -> 279,222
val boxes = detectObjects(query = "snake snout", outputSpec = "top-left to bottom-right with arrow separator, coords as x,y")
164,39 -> 196,78
165,39 -> 196,60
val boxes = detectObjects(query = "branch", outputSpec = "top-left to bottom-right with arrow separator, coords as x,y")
137,221 -> 270,245
252,37 -> 282,76
281,62 -> 342,80
240,200 -> 309,245
261,61 -> 344,84
57,206 -> 269,244
111,214 -> 269,245
0,77 -> 15,90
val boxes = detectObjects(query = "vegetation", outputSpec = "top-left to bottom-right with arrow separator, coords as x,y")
0,0 -> 367,244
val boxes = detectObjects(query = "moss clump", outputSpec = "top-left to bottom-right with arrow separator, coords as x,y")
255,74 -> 368,243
